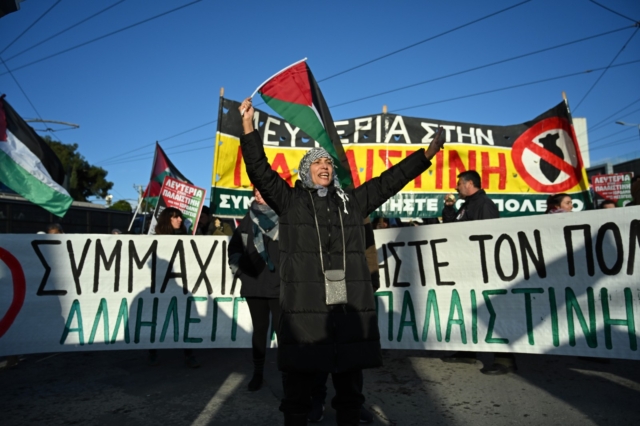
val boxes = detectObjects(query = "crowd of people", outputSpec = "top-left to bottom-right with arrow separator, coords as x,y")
16,100 -> 639,425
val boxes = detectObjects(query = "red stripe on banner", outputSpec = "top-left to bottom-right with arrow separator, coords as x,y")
0,248 -> 26,338
234,145 -> 243,187
525,141 -> 579,179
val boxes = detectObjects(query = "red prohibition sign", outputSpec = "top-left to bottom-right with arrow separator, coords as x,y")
0,248 -> 26,338
511,116 -> 583,193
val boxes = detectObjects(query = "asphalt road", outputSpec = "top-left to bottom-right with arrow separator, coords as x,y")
1,349 -> 638,425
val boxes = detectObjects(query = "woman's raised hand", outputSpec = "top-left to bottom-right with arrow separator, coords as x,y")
424,127 -> 446,160
240,97 -> 255,134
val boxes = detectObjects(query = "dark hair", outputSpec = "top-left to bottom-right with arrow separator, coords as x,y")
545,193 -> 570,213
458,170 -> 481,189
600,199 -> 616,208
46,223 -> 64,234
155,207 -> 186,235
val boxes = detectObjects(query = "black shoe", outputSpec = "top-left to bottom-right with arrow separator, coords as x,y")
308,399 -> 324,423
248,373 -> 263,391
480,363 -> 511,375
359,406 -> 374,424
184,355 -> 200,368
441,352 -> 477,365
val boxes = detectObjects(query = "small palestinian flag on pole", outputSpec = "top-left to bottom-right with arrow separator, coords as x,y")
142,142 -> 191,206
0,95 -> 72,217
253,58 -> 353,188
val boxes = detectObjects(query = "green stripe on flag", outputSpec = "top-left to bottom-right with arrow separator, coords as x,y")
0,150 -> 73,217
261,95 -> 352,186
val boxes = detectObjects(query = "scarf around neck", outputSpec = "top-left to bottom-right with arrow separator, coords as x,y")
249,201 -> 279,271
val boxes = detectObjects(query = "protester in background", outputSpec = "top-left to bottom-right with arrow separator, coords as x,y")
46,223 -> 64,234
626,178 -> 640,206
372,217 -> 390,229
442,170 -> 512,375
196,205 -> 212,235
545,193 -> 573,213
453,171 -> 499,221
210,216 -> 233,236
239,98 -> 445,426
441,193 -> 458,223
111,228 -> 122,234
228,188 -> 282,392
600,199 -> 616,209
148,207 -> 200,368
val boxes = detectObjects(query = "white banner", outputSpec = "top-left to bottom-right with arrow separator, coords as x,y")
1,207 -> 638,359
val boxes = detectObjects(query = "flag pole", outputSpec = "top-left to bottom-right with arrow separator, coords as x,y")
127,195 -> 143,232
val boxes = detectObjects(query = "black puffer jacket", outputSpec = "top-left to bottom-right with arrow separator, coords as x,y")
241,130 -> 432,373
228,213 -> 280,299
455,189 -> 499,221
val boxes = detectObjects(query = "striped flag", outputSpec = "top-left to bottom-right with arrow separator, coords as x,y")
256,59 -> 353,188
142,142 -> 191,206
0,96 -> 72,217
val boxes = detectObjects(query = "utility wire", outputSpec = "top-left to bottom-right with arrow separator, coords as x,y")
590,136 -> 639,152
0,0 -> 203,77
588,96 -> 640,131
101,136 -> 213,166
0,0 -> 63,55
573,27 -> 639,111
3,0 -> 127,63
318,0 -> 533,83
588,0 -> 640,24
97,121 -> 216,164
330,26 -> 632,109
588,126 -> 634,147
391,58 -> 640,113
106,144 -> 214,167
0,56 -> 61,142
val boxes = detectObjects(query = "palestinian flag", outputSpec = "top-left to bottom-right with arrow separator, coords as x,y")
142,142 -> 191,206
0,96 -> 72,217
256,59 -> 353,187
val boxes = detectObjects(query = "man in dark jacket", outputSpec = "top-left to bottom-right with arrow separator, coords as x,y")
454,171 -> 499,221
239,98 -> 444,426
443,170 -> 514,375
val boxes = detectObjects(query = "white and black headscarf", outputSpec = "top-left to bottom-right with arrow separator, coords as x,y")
298,147 -> 349,213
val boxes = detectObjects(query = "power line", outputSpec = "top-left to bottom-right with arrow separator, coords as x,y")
588,96 -> 640,132
101,136 -> 213,166
318,0 -> 533,83
0,0 -> 63,55
391,58 -> 640,113
588,126 -> 634,147
105,143 -> 214,167
96,121 -> 216,164
0,56 -> 61,143
0,0 -> 203,77
330,26 -> 632,109
3,0 -> 127,63
590,135 -> 639,152
588,0 -> 640,24
159,120 -> 216,142
573,27 -> 639,111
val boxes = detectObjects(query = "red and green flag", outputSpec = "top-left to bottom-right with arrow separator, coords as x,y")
256,59 -> 353,187
142,142 -> 191,206
0,95 -> 73,217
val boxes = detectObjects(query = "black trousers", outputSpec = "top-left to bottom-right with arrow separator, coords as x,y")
246,297 -> 281,363
280,370 -> 364,418
311,370 -> 363,403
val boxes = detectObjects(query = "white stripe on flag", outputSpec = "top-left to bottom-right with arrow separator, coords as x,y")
1,130 -> 70,196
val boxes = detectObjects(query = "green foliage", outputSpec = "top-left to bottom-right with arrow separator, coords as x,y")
44,136 -> 113,201
109,200 -> 133,212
